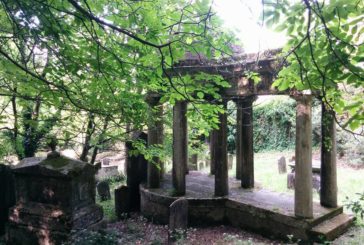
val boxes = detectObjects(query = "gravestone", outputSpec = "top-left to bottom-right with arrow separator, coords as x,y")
287,172 -> 295,189
97,180 -> 111,201
189,154 -> 198,171
115,186 -> 130,218
0,164 -> 15,235
126,131 -> 148,211
228,154 -> 234,170
6,152 -> 103,245
287,172 -> 321,192
168,198 -> 188,242
278,156 -> 287,174
198,161 -> 204,170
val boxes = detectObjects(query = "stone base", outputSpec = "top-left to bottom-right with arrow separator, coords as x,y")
6,202 -> 103,245
140,172 -> 354,242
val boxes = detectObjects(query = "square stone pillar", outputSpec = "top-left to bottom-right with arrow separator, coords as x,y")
320,102 -> 338,208
214,101 -> 229,197
147,96 -> 164,189
172,101 -> 188,195
236,96 -> 255,188
294,95 -> 313,218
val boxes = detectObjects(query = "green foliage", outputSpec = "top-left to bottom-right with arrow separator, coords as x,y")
102,173 -> 126,186
0,0 -> 237,161
264,0 -> 364,131
345,192 -> 364,221
253,98 -> 296,152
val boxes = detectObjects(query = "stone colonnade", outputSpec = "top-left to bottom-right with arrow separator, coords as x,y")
146,94 -> 338,218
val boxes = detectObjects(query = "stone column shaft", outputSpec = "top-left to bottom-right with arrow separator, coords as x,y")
240,98 -> 255,188
210,131 -> 217,175
320,102 -> 338,208
172,101 -> 188,195
294,95 -> 313,218
235,104 -> 242,180
214,102 -> 229,196
147,98 -> 163,189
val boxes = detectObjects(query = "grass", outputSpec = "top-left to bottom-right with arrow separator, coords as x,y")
96,181 -> 124,222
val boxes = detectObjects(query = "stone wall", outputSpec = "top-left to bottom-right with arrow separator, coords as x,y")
139,185 -> 344,242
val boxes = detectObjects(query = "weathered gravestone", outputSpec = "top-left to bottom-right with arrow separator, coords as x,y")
189,154 -> 198,171
288,173 -> 321,192
115,186 -> 130,218
198,161 -> 204,171
0,164 -> 15,235
6,152 -> 103,245
125,131 -> 148,212
97,180 -> 111,201
168,198 -> 188,242
278,156 -> 287,174
228,154 -> 234,170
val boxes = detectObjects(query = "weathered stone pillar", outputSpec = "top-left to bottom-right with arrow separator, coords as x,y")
126,131 -> 148,211
235,101 -> 242,180
173,101 -> 188,195
214,101 -> 229,196
147,97 -> 164,189
239,96 -> 255,188
209,130 -> 217,175
294,95 -> 313,218
320,102 -> 338,208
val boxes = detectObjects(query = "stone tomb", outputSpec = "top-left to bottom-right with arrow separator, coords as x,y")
0,164 -> 15,235
6,152 -> 103,245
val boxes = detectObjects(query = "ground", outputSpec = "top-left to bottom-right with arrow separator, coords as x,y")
93,149 -> 364,245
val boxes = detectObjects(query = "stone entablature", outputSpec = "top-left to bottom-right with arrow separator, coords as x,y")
6,152 -> 103,245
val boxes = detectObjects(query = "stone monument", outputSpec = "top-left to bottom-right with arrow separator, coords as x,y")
6,152 -> 103,245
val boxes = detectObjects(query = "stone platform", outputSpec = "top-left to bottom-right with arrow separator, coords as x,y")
140,171 -> 354,242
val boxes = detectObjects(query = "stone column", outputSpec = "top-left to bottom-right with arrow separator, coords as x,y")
209,130 -> 217,175
147,97 -> 163,189
320,102 -> 338,208
235,101 -> 242,180
294,95 -> 313,218
239,96 -> 255,188
214,101 -> 229,196
173,101 -> 188,195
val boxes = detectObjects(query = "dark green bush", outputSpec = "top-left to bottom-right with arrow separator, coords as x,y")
253,99 -> 297,152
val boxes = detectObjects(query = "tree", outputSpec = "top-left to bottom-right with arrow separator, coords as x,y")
0,0 -> 236,160
264,0 -> 364,132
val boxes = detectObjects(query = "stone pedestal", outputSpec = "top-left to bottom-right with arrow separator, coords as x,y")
6,153 -> 103,245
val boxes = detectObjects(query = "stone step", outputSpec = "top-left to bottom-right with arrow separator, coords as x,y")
310,213 -> 355,241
